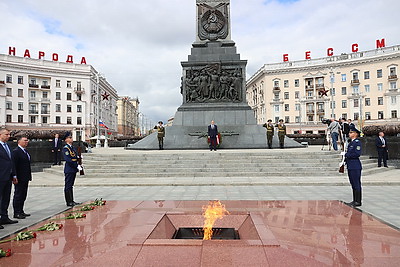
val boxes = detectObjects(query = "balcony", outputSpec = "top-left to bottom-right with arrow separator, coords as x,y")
317,109 -> 325,114
388,75 -> 398,81
29,97 -> 39,102
41,110 -> 50,115
306,110 -> 315,115
0,80 -> 5,86
305,85 -> 314,90
316,84 -> 325,89
351,79 -> 360,85
41,85 -> 51,89
74,87 -> 85,94
29,84 -> 39,88
29,110 -> 39,114
41,98 -> 51,103
273,86 -> 280,92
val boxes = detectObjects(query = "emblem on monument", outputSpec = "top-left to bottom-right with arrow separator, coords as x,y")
197,2 -> 229,41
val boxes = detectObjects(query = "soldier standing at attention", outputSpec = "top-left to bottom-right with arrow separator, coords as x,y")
276,119 -> 287,149
344,127 -> 362,207
262,119 -> 274,149
63,133 -> 81,207
154,121 -> 165,150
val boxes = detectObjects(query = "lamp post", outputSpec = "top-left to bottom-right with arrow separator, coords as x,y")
95,73 -> 102,148
329,68 -> 335,119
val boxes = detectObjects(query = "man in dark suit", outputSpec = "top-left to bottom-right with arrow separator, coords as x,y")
12,136 -> 32,219
0,128 -> 18,227
63,133 -> 81,206
375,131 -> 389,168
52,133 -> 62,165
207,120 -> 218,151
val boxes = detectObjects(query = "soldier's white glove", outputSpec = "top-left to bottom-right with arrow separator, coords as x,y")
77,165 -> 83,171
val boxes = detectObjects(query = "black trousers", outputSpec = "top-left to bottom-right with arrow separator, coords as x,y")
377,149 -> 388,167
53,150 -> 62,164
0,179 -> 12,219
13,180 -> 29,214
64,172 -> 77,192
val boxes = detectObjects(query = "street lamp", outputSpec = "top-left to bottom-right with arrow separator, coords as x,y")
329,67 -> 335,119
95,73 -> 102,148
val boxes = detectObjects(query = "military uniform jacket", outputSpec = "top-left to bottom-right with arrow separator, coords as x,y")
263,123 -> 274,136
63,144 -> 79,173
345,138 -> 362,170
155,126 -> 165,138
277,124 -> 286,136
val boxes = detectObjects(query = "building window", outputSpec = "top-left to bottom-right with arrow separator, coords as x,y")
42,80 -> 48,86
42,116 -> 48,124
284,80 -> 289,88
364,84 -> 370,93
18,102 -> 23,110
56,104 -> 61,112
392,110 -> 398,119
342,100 -> 347,108
6,115 -> 11,123
77,94 -> 82,101
56,116 -> 61,124
377,69 -> 382,78
6,101 -> 12,110
295,116 -> 300,123
364,71 -> 370,79
67,93 -> 72,100
274,105 -> 279,112
274,93 -> 279,100
377,83 -> 383,91
56,80 -> 61,87
331,88 -> 336,96
389,67 -> 396,76
30,116 -> 36,124
77,105 -> 82,112
341,74 -> 346,82
284,92 -> 289,99
30,78 -> 36,85
294,79 -> 299,87
18,89 -> 23,97
56,92 -> 61,100
273,80 -> 279,87
6,88 -> 12,96
390,82 -> 397,89
67,105 -> 72,112
67,117 -> 72,124
391,96 -> 397,105
30,91 -> 36,98
352,72 -> 359,80
295,104 -> 300,111
67,81 -> 71,88
18,115 -> 23,123
307,115 -> 314,122
285,104 -> 289,111
77,117 -> 82,125
352,85 -> 359,94
285,116 -> 289,123
365,98 -> 370,106
42,92 -> 48,99
295,91 -> 300,99
18,76 -> 23,84
354,99 -> 359,108
354,112 -> 359,120
341,113 -> 347,120
365,112 -> 371,120
6,74 -> 12,83
378,97 -> 383,105
341,87 -> 347,95
378,111 -> 384,119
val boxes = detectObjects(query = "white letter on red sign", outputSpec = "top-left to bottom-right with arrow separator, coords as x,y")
352,43 -> 359,52
327,48 -> 334,57
24,49 -> 31,58
39,51 -> 45,59
283,54 -> 289,62
8,47 -> 16,56
376,38 -> 385,48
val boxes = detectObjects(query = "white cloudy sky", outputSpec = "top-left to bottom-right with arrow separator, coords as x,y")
1,0 -> 400,124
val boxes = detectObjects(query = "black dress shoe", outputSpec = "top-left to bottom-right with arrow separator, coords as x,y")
1,218 -> 18,224
0,225 -> 4,229
22,212 -> 31,217
14,214 -> 26,219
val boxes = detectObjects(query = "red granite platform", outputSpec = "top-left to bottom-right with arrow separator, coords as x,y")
1,200 -> 400,266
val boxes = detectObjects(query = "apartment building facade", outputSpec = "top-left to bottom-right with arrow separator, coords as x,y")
246,45 -> 400,134
117,96 -> 140,137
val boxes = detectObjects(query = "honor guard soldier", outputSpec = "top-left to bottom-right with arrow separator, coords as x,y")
276,119 -> 287,149
262,119 -> 274,149
154,121 -> 165,150
62,132 -> 81,207
344,127 -> 362,207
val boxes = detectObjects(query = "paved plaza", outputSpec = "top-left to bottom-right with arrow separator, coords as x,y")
1,146 -> 399,241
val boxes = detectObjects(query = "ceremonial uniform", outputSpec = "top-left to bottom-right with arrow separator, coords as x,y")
276,122 -> 286,149
154,122 -> 165,150
63,143 -> 79,206
345,137 -> 362,206
262,122 -> 274,149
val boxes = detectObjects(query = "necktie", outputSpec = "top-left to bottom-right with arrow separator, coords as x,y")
381,137 -> 385,145
55,138 -> 58,146
24,149 -> 31,161
3,143 -> 11,158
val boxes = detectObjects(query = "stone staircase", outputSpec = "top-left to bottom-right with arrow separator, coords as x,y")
43,150 -> 384,181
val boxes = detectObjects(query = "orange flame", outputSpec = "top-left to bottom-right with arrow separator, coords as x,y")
202,200 -> 229,240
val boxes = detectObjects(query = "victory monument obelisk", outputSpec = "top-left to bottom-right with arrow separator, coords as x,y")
131,0 -> 300,149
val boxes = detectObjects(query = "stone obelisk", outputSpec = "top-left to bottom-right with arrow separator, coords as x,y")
131,0 -> 300,149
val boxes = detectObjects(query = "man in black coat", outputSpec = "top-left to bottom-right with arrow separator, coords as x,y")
207,120 -> 218,151
0,128 -> 18,227
51,133 -> 62,165
375,131 -> 389,167
12,136 -> 32,219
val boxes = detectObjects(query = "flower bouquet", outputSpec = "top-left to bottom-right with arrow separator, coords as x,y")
0,249 -> 11,257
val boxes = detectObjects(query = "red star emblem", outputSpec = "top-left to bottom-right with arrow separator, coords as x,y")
318,89 -> 329,97
101,92 -> 110,100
